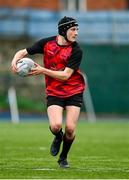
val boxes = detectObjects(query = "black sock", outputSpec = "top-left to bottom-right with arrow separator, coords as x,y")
60,134 -> 75,159
49,127 -> 63,140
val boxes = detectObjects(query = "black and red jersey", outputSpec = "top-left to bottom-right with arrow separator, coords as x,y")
27,36 -> 85,98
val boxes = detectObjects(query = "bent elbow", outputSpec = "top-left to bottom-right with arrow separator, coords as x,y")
61,73 -> 71,81
62,77 -> 69,81
57,68 -> 73,81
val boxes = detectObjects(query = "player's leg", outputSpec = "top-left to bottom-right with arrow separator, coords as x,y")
47,105 -> 64,156
58,106 -> 81,168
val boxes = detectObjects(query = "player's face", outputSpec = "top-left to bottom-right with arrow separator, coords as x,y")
67,26 -> 78,42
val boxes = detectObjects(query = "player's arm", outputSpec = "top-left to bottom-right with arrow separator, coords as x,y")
11,49 -> 28,73
11,37 -> 55,74
30,65 -> 74,81
43,67 -> 74,80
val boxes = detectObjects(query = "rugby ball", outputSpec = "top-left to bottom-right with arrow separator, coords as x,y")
16,58 -> 35,77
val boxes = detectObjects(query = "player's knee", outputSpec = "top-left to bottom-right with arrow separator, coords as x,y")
50,123 -> 62,133
65,126 -> 75,138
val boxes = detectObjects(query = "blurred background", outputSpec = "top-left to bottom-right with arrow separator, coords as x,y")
0,0 -> 129,121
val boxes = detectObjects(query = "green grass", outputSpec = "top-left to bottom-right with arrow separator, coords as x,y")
0,120 -> 129,179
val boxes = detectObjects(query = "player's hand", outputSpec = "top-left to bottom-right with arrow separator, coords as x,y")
11,59 -> 19,74
28,62 -> 44,76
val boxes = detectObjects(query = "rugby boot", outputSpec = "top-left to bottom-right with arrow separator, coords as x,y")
58,157 -> 69,168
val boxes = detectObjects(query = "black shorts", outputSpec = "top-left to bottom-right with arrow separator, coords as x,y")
47,93 -> 83,108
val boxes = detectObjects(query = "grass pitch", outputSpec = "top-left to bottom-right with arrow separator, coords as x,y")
0,120 -> 129,179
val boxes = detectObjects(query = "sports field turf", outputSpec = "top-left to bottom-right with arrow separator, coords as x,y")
0,120 -> 129,179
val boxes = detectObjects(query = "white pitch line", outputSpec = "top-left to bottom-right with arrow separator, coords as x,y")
77,155 -> 107,159
2,166 -> 129,173
73,167 -> 129,173
2,167 -> 56,171
1,157 -> 53,161
33,168 -> 55,171
5,146 -> 47,151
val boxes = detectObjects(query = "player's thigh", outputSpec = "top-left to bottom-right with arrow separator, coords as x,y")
47,105 -> 63,128
65,106 -> 81,130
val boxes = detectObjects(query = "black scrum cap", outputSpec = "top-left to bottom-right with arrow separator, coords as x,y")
58,16 -> 78,39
